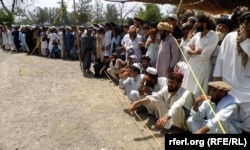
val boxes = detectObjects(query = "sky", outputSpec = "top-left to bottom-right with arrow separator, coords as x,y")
32,0 -> 175,14
33,0 -> 75,11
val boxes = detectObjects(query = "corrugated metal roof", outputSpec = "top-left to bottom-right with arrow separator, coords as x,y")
104,0 -> 250,14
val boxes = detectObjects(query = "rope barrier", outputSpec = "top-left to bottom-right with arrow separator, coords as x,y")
104,71 -> 164,150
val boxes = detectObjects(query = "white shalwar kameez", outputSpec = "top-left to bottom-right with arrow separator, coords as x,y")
124,35 -> 142,62
119,74 -> 144,101
102,30 -> 112,57
213,31 -> 250,132
2,30 -> 11,50
41,32 -> 48,56
48,33 -> 59,53
146,87 -> 194,130
182,31 -> 218,97
145,37 -> 159,67
142,77 -> 167,114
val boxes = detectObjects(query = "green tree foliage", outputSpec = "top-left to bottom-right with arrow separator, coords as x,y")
26,7 -> 67,26
92,0 -> 104,24
0,8 -> 15,27
77,0 -> 92,25
35,7 -> 49,25
137,3 -> 163,23
104,4 -> 119,23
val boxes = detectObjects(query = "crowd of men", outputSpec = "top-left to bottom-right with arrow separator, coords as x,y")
1,5 -> 250,134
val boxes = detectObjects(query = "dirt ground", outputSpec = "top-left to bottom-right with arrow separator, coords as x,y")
0,49 -> 164,150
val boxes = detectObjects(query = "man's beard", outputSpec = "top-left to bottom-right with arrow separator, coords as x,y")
196,26 -> 204,32
216,31 -> 226,41
210,97 -> 220,104
168,87 -> 179,93
129,34 -> 136,40
160,32 -> 167,40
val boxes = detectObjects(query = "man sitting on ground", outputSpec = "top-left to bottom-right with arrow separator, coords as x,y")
129,72 -> 194,133
186,81 -> 242,134
137,67 -> 167,114
119,63 -> 144,102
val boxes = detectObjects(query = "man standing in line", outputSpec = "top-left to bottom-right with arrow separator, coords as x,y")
182,14 -> 218,97
213,12 -> 250,133
156,22 -> 180,78
80,27 -> 95,75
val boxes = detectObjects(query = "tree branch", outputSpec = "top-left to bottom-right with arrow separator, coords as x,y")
0,0 -> 11,12
121,3 -> 137,19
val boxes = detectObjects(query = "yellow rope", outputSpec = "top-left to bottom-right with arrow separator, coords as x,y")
177,0 -> 183,12
104,71 -> 164,150
173,38 -> 226,134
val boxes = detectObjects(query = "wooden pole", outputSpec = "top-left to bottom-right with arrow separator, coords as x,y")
73,0 -> 80,60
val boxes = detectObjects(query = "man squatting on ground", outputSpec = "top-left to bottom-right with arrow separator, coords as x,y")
187,81 -> 242,134
129,72 -> 194,133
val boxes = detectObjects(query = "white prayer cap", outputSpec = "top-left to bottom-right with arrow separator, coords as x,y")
65,26 -> 71,30
168,14 -> 178,20
129,55 -> 137,61
132,63 -> 141,70
146,67 -> 157,75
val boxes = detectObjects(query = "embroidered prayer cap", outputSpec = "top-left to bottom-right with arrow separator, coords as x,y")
146,67 -> 157,75
208,81 -> 231,91
168,72 -> 184,82
157,22 -> 173,33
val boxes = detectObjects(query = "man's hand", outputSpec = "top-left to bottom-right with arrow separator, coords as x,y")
128,102 -> 137,114
193,95 -> 210,112
156,116 -> 168,128
142,74 -> 150,82
119,69 -> 129,79
194,95 -> 208,104
195,48 -> 202,55
187,46 -> 196,55
146,39 -> 152,47
239,23 -> 248,41
195,125 -> 209,134
189,44 -> 195,51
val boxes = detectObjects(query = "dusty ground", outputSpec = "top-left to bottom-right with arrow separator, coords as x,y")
0,49 -> 164,150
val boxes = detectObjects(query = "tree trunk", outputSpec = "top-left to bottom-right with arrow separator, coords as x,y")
12,0 -> 16,13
